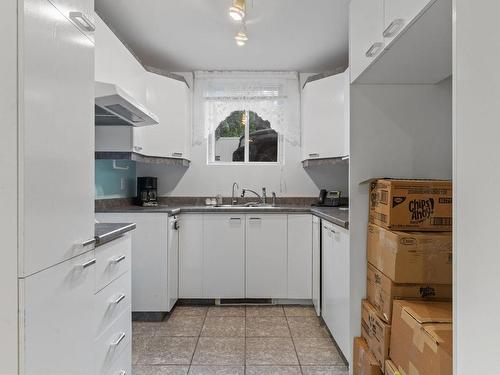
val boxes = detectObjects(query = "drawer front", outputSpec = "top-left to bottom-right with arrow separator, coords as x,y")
95,309 -> 131,375
95,271 -> 131,337
96,234 -> 131,292
104,342 -> 131,375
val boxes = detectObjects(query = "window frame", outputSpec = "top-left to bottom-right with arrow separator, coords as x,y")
208,109 -> 283,166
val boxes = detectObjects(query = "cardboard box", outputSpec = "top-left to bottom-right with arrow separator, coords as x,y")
367,263 -> 453,322
353,337 -> 383,375
369,179 -> 452,231
361,300 -> 391,370
367,223 -> 452,284
390,300 -> 452,375
384,360 -> 400,375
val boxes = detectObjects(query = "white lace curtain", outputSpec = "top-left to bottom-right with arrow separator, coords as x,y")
192,71 -> 301,146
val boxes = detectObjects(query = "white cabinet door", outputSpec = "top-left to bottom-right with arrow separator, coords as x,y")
21,251 -> 96,375
21,0 -> 94,276
246,215 -> 288,298
203,214 -> 245,298
287,215 -> 312,299
46,0 -> 95,41
143,72 -> 191,159
383,0 -> 435,47
349,0 -> 385,82
312,216 -> 321,316
302,71 -> 349,159
322,221 -> 350,361
179,214 -> 204,298
168,216 -> 179,310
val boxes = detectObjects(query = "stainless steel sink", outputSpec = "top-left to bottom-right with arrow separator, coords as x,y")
214,203 -> 276,208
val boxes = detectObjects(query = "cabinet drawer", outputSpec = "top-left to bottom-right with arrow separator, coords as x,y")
104,345 -> 131,375
95,234 -> 131,292
95,309 -> 131,375
95,271 -> 131,337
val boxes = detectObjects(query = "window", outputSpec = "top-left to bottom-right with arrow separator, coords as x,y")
192,72 -> 301,165
214,110 -> 279,163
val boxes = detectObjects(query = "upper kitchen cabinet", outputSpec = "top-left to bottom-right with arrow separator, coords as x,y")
350,0 -> 452,84
46,0 -> 95,41
20,0 -> 95,276
302,70 -> 349,161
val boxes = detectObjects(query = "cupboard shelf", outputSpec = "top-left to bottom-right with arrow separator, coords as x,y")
95,151 -> 190,167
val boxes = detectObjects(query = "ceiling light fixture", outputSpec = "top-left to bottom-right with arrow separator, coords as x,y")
229,0 -> 246,21
235,22 -> 248,46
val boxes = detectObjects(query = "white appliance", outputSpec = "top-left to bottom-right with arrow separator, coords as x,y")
95,81 -> 159,127
167,215 -> 180,310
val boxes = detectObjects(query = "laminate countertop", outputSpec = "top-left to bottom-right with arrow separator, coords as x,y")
96,205 -> 349,229
94,222 -> 136,246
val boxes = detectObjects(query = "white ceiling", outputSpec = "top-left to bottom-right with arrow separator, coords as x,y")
95,0 -> 350,73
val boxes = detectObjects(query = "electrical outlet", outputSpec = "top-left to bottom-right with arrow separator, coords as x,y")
120,177 -> 126,190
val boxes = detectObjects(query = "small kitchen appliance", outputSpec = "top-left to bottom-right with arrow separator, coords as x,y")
314,189 -> 343,207
137,177 -> 158,206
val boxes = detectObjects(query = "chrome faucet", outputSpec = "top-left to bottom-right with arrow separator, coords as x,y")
262,187 -> 267,204
241,188 -> 262,202
272,192 -> 277,206
231,182 -> 239,205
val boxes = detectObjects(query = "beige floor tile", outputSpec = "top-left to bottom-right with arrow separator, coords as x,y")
287,317 -> 329,338
188,365 -> 245,375
192,337 -> 245,365
201,316 -> 245,337
284,306 -> 317,317
137,336 -> 198,365
301,366 -> 349,375
132,365 -> 189,375
133,322 -> 164,337
156,316 -> 205,337
245,317 -> 290,337
171,306 -> 208,318
293,338 -> 344,366
245,366 -> 302,375
246,337 -> 299,366
246,306 -> 285,317
207,306 -> 246,317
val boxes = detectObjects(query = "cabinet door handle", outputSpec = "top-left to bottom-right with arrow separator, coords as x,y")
308,153 -> 320,158
230,217 -> 241,221
110,332 -> 126,347
172,152 -> 183,157
111,293 -> 126,305
249,217 -> 262,221
330,229 -> 336,234
365,42 -> 384,58
383,18 -> 405,38
82,238 -> 96,247
69,12 -> 95,32
118,371 -> 126,375
81,258 -> 96,269
111,255 -> 126,264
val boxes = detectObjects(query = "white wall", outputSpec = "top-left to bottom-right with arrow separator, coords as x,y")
0,0 -> 18,373
454,1 -> 500,372
349,79 -> 452,366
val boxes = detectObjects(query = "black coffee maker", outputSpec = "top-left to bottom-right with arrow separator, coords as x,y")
136,177 -> 158,206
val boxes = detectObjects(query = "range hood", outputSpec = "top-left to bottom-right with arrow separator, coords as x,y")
95,81 -> 159,127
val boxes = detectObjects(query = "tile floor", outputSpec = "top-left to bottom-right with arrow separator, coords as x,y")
133,305 -> 348,375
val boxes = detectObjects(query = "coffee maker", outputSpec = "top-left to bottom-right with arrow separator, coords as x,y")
136,177 -> 158,206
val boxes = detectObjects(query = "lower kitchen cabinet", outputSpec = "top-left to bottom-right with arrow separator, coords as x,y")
312,215 -> 321,315
246,214 -> 288,298
321,220 -> 350,361
288,215 -> 313,299
179,214 -> 204,298
203,214 -> 245,298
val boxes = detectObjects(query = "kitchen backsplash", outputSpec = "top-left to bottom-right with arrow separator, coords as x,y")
95,160 -> 136,199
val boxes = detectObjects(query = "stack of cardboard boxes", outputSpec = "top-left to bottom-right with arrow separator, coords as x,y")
353,179 -> 453,375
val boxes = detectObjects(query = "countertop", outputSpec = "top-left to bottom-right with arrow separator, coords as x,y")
95,222 -> 136,246
96,205 -> 349,229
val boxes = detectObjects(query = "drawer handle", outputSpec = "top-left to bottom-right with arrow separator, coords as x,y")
249,217 -> 261,221
111,255 -> 126,264
82,238 -> 96,247
81,258 -> 96,269
383,18 -> 405,38
330,229 -> 336,234
111,294 -> 126,305
110,332 -> 126,347
308,153 -> 320,158
230,217 -> 241,221
118,371 -> 126,375
172,152 -> 183,157
69,12 -> 95,32
365,42 -> 384,58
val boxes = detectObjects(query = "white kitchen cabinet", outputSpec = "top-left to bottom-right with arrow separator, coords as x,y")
179,214 -> 204,298
246,215 -> 288,298
143,72 -> 191,159
47,0 -> 95,41
203,214 -> 245,298
312,216 -> 321,316
287,215 -> 312,299
20,251 -> 97,375
383,0 -> 435,47
20,0 -> 95,277
322,220 -> 350,361
349,0 -> 384,82
302,71 -> 350,160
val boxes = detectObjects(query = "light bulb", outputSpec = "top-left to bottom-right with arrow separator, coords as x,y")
236,40 -> 245,46
229,0 -> 245,21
